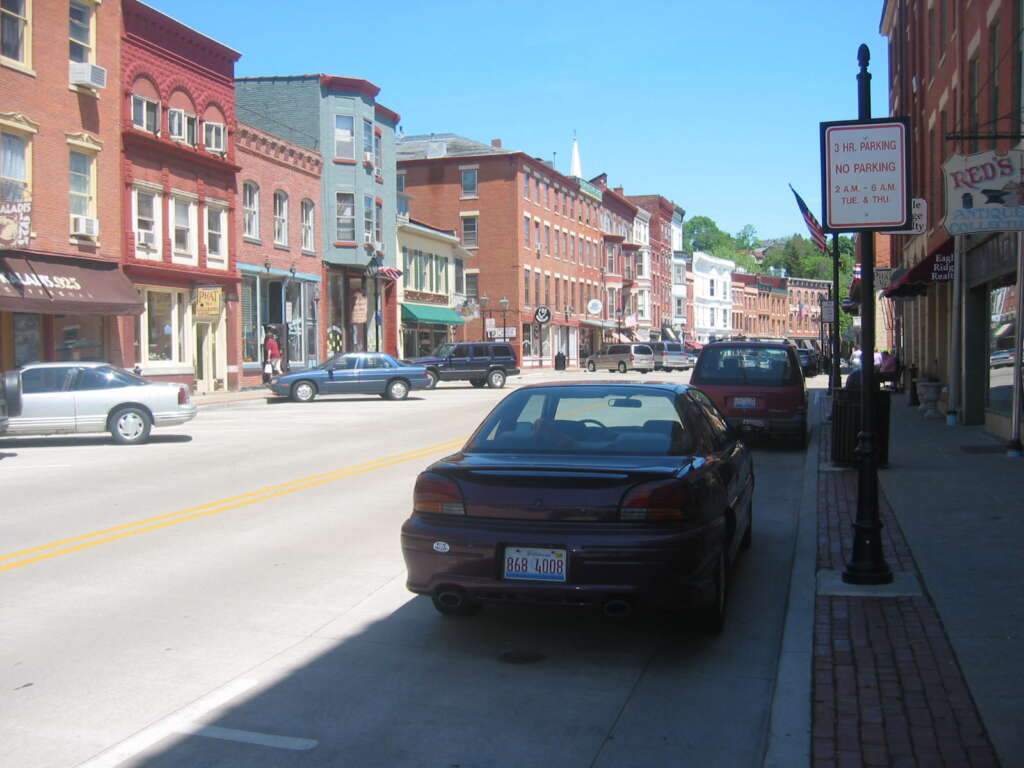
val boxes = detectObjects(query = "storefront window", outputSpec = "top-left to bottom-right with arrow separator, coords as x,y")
147,291 -> 174,361
13,313 -> 41,366
286,280 -> 303,364
242,275 -> 259,364
304,281 -> 319,366
987,282 -> 1017,417
54,315 -> 104,361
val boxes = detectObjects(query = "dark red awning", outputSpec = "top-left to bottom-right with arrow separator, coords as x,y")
883,241 -> 954,298
0,254 -> 144,315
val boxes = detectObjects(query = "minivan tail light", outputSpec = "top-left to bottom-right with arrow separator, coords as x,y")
619,480 -> 688,522
178,386 -> 189,406
414,472 -> 465,516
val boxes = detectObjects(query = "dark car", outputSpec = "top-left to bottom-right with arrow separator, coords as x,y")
267,353 -> 430,402
412,342 -> 520,389
796,348 -> 819,377
690,340 -> 807,447
401,382 -> 754,632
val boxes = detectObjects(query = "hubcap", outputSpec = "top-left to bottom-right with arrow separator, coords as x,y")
117,411 -> 144,440
490,372 -> 503,386
296,383 -> 313,400
392,382 -> 407,398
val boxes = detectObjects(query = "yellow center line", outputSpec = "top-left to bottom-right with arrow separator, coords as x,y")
0,437 -> 465,574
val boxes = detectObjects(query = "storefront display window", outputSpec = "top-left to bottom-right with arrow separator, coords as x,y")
987,282 -> 1017,417
286,280 -> 303,364
54,315 -> 104,361
304,281 -> 319,367
13,313 -> 41,366
403,324 -> 449,358
147,291 -> 174,361
241,275 -> 259,363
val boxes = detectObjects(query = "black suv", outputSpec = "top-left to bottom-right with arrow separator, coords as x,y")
411,342 -> 520,389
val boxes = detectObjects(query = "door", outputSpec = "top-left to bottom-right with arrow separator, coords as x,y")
72,366 -> 134,433
444,344 -> 469,381
10,366 -> 78,434
356,355 -> 392,394
469,345 -> 492,378
322,355 -> 360,395
195,322 -> 213,394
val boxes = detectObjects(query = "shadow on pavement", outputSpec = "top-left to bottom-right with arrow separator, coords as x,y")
0,434 -> 192,449
266,396 -> 426,405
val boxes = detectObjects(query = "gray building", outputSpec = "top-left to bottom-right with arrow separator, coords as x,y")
235,75 -> 400,354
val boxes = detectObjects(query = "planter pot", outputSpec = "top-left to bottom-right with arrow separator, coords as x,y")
918,381 -> 942,419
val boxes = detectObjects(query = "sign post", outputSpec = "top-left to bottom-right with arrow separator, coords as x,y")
821,45 -> 907,586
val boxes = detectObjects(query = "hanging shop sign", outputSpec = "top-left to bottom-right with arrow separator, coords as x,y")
883,198 -> 927,235
821,300 -> 836,323
0,200 -> 31,250
534,305 -> 551,325
195,286 -> 223,320
586,298 -> 603,316
351,291 -> 368,324
942,149 -> 1024,235
820,117 -> 911,232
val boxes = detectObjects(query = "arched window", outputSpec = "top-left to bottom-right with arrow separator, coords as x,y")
242,182 -> 259,239
301,199 -> 315,252
273,190 -> 288,245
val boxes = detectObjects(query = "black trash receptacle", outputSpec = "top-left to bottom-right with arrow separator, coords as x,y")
831,388 -> 891,467
554,352 -> 567,371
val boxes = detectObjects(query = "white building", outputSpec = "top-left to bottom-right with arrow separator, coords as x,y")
691,251 -> 735,343
671,252 -> 687,337
629,208 -> 652,338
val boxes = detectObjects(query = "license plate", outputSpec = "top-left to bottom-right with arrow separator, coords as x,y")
503,547 -> 567,582
734,397 -> 757,409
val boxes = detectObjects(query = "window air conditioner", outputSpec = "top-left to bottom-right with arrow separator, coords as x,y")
69,62 -> 108,89
364,231 -> 373,244
71,215 -> 99,238
364,151 -> 375,164
137,230 -> 156,247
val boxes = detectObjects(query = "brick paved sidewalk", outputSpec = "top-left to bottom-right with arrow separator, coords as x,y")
812,423 -> 1000,768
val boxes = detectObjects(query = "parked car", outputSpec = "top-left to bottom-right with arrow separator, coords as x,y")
267,353 -> 430,402
648,341 -> 692,372
796,347 -> 819,377
5,363 -> 196,445
0,370 -> 20,434
401,382 -> 754,632
411,342 -> 519,389
585,343 -> 655,373
690,340 -> 807,447
989,349 -> 1015,369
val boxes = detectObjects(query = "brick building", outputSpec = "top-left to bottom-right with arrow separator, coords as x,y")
235,123 -> 322,387
235,75 -> 401,357
880,0 -> 1021,435
788,277 -> 829,341
629,194 -> 686,340
397,134 -> 611,366
731,272 -> 789,338
120,0 -> 241,392
1,0 -> 143,369
590,175 -> 639,342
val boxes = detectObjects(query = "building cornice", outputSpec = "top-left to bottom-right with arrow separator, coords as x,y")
237,123 -> 322,176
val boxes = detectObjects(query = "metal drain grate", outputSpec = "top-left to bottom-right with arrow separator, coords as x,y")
960,445 -> 1007,454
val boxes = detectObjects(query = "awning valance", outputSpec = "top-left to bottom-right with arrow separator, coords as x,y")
401,303 -> 465,325
0,253 -> 143,316
883,241 -> 955,298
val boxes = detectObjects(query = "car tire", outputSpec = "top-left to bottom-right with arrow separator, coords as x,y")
431,592 -> 482,617
587,361 -> 596,372
386,379 -> 410,401
487,369 -> 507,389
696,549 -> 728,634
291,380 -> 317,403
470,379 -> 486,388
425,370 -> 439,389
109,406 -> 152,446
617,361 -> 627,374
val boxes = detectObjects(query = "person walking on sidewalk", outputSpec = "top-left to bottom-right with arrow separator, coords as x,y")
263,329 -> 282,383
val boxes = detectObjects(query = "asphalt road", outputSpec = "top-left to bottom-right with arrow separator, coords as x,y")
0,372 -> 818,768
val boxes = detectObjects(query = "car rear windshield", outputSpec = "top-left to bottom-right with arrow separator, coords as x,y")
692,346 -> 798,387
466,386 -> 693,456
633,345 -> 653,355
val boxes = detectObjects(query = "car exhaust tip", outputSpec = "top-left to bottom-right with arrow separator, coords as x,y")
603,599 -> 632,619
436,590 -> 465,609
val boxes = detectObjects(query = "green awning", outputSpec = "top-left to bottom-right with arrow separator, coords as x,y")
402,303 -> 465,325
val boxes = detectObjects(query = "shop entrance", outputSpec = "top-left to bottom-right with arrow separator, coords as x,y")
195,321 -> 216,394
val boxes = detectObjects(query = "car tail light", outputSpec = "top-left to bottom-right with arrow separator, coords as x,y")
178,386 -> 190,406
413,472 -> 465,516
619,480 -> 688,522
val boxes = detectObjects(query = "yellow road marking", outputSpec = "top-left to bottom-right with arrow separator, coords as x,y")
0,437 -> 465,574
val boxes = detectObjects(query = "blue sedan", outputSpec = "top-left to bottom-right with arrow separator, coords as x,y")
268,353 -> 431,402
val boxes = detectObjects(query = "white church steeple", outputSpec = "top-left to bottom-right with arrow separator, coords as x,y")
570,131 -> 582,178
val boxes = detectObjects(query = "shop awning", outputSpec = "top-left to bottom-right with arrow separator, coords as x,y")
401,303 -> 465,325
883,241 -> 955,298
0,253 -> 143,315
580,317 -> 617,329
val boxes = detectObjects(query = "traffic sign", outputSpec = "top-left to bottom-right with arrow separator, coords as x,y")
821,300 -> 836,324
485,327 -> 518,339
820,117 -> 911,232
534,306 -> 551,324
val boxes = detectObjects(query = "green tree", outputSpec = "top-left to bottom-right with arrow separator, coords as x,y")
734,224 -> 759,250
683,215 -> 732,254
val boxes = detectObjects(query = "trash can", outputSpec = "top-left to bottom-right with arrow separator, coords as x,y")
554,352 -> 567,371
831,388 -> 891,467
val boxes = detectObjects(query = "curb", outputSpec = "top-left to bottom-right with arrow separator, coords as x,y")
762,389 -> 821,767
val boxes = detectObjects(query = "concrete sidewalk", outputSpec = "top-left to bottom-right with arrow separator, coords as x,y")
880,399 -> 1024,767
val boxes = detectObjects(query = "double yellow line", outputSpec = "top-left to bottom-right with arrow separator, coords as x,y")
0,437 -> 465,575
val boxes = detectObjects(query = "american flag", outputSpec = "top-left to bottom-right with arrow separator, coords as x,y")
853,262 -> 862,280
789,184 -> 827,253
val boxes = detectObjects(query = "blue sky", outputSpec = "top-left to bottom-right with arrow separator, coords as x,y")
151,0 -> 889,241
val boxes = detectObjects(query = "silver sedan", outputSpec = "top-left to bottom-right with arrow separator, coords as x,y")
6,362 -> 197,445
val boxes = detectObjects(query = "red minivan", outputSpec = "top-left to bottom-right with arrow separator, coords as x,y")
690,340 -> 807,447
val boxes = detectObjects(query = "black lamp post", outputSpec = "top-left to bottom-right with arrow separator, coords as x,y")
365,253 -> 383,353
499,296 -> 510,342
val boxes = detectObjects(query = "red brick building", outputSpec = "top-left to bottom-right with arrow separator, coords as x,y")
118,0 -> 241,392
732,272 -> 789,337
629,194 -> 684,339
398,134 -> 611,366
235,123 -> 322,388
1,0 -> 142,369
787,277 -> 829,341
589,174 -> 636,339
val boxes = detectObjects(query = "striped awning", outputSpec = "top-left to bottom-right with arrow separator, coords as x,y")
378,267 -> 403,282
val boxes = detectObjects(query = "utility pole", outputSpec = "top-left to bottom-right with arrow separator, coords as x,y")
843,45 -> 893,586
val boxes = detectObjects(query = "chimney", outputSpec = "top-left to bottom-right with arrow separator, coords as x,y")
491,138 -> 502,148
614,186 -> 624,194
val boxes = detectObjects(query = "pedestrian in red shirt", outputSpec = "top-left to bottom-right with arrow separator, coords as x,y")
263,330 -> 282,381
